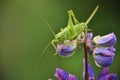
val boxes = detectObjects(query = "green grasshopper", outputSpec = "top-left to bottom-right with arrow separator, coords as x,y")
36,6 -> 99,64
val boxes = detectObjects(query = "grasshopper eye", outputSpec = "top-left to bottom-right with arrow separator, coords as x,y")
57,40 -> 77,57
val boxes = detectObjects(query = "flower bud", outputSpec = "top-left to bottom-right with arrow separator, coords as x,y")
57,40 -> 77,57
54,68 -> 78,80
93,47 -> 115,67
86,32 -> 93,42
54,68 -> 69,80
97,68 -> 118,80
93,33 -> 117,47
88,64 -> 95,80
86,32 -> 95,54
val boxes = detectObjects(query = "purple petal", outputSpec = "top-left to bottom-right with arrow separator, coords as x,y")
86,32 -> 93,42
69,74 -> 78,80
93,33 -> 117,47
97,67 -> 109,80
87,42 -> 95,55
99,74 -> 118,80
104,74 -> 118,80
83,59 -> 95,80
93,48 -> 115,67
88,64 -> 95,80
86,32 -> 95,54
108,46 -> 116,52
54,68 -> 78,80
57,40 -> 77,57
54,68 -> 69,80
97,67 -> 118,80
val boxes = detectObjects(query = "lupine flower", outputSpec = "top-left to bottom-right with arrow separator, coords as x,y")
83,59 -> 95,80
92,33 -> 117,67
93,47 -> 115,67
54,68 -> 78,80
50,67 -> 118,80
97,67 -> 118,80
93,33 -> 117,47
57,40 -> 77,57
54,68 -> 69,80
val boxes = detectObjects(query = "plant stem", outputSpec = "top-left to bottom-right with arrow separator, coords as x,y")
83,42 -> 89,80
83,36 -> 89,80
83,6 -> 99,80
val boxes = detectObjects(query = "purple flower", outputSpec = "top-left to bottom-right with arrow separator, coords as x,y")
88,64 -> 95,80
69,74 -> 78,80
86,32 -> 93,42
97,67 -> 118,80
93,33 -> 117,47
93,47 -> 115,67
57,40 -> 77,57
83,59 -> 95,80
86,32 -> 95,54
54,68 -> 69,80
54,68 -> 78,80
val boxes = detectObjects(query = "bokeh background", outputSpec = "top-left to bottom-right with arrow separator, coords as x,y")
0,0 -> 120,80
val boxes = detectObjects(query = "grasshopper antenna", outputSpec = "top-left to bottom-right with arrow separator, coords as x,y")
35,16 -> 56,65
41,16 -> 56,36
35,42 -> 51,65
85,5 -> 99,25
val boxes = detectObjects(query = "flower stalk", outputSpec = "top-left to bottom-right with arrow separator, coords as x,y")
83,28 -> 89,80
83,41 -> 89,80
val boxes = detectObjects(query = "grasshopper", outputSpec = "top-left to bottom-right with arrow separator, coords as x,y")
36,6 -> 99,64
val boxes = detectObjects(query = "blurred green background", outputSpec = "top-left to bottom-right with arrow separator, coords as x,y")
0,0 -> 120,80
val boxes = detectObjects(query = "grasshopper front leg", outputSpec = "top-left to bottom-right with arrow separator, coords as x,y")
51,39 -> 58,55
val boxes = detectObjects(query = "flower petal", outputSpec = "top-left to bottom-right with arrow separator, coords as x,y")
93,47 -> 115,67
69,74 -> 78,80
86,32 -> 95,54
57,40 -> 77,57
97,67 -> 109,80
86,32 -> 93,42
83,59 -> 95,80
93,33 -> 117,47
88,64 -> 95,80
54,68 -> 78,80
97,67 -> 118,80
55,68 -> 69,80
